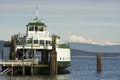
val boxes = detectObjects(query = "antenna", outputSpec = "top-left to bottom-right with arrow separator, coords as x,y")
35,5 -> 39,21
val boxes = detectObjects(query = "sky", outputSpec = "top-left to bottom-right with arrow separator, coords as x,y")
0,0 -> 120,44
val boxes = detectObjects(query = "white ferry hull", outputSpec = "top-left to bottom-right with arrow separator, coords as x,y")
57,48 -> 71,68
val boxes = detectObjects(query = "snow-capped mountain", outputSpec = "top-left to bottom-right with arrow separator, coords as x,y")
70,35 -> 117,46
69,35 -> 120,53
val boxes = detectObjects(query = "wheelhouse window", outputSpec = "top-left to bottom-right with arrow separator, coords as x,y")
60,57 -> 61,60
34,40 -> 38,44
46,41 -> 48,44
29,26 -> 34,31
46,41 -> 51,45
40,40 -> 44,45
27,40 -> 32,44
39,26 -> 44,31
35,26 -> 38,32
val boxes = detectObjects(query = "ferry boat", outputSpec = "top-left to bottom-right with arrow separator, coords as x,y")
10,6 -> 71,70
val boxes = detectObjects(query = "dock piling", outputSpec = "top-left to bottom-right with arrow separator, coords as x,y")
9,36 -> 17,60
97,53 -> 102,73
22,66 -> 25,75
50,35 -> 57,75
2,49 -> 3,62
31,66 -> 33,75
11,67 -> 13,76
41,50 -> 48,64
50,51 -> 57,75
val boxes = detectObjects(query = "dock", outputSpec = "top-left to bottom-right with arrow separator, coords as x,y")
0,35 -> 57,76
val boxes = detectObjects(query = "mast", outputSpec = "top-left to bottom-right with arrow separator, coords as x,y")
35,5 -> 39,22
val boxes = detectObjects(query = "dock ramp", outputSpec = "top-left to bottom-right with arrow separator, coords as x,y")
0,67 -> 11,74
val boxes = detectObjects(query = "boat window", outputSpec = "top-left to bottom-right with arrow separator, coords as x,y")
39,26 -> 41,31
35,26 -> 38,32
46,41 -> 51,45
39,26 -> 44,31
40,40 -> 44,45
34,40 -> 38,44
29,26 -> 34,31
60,57 -> 61,60
28,40 -> 32,44
46,41 -> 49,44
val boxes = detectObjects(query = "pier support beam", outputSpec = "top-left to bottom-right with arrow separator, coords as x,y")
9,36 -> 17,60
97,53 -> 102,73
50,51 -> 57,75
41,50 -> 48,64
31,66 -> 33,75
11,67 -> 13,76
2,49 -> 3,61
50,35 -> 57,75
22,66 -> 25,75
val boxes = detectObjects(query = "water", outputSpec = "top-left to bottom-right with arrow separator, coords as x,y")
1,56 -> 120,80
68,57 -> 120,80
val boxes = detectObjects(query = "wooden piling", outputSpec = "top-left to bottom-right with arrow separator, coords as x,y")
31,66 -> 33,75
9,36 -> 17,60
50,51 -> 57,75
22,66 -> 25,75
50,35 -> 57,75
2,49 -> 3,61
97,53 -> 102,73
41,50 -> 48,64
11,67 -> 13,76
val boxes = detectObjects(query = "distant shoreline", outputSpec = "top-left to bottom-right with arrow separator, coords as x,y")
71,55 -> 120,58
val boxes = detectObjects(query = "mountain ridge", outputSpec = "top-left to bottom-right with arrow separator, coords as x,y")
71,49 -> 120,57
69,42 -> 120,53
70,35 -> 119,46
0,41 -> 4,51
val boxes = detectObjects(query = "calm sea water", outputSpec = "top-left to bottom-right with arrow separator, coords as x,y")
1,56 -> 120,80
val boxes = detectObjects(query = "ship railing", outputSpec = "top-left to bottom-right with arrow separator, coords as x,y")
0,59 -> 38,66
57,44 -> 70,49
17,43 -> 52,47
16,39 -> 52,47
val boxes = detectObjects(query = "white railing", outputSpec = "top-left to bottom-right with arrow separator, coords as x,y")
0,59 -> 38,66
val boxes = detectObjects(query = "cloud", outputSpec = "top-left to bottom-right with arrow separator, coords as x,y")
70,35 -> 117,46
0,4 -> 33,9
1,1 -> 120,10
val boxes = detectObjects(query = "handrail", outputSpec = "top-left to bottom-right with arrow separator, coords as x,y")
0,59 -> 38,66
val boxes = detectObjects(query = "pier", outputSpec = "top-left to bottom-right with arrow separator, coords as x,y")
0,35 -> 58,76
